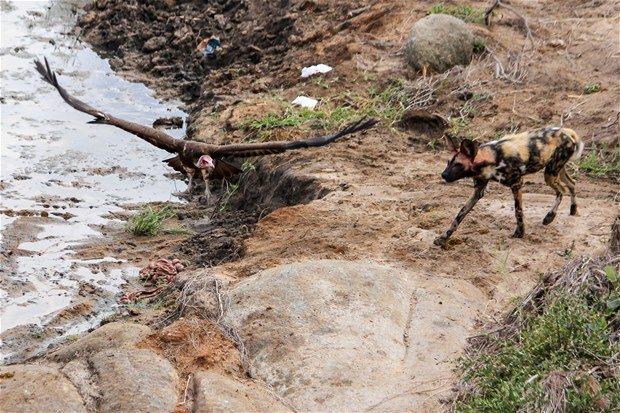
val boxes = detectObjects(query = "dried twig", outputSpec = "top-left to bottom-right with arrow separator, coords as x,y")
560,95 -> 586,126
484,0 -> 500,26
601,111 -> 620,129
181,374 -> 193,405
488,47 -> 528,84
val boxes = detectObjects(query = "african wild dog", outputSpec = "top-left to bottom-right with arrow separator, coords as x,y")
434,126 -> 584,247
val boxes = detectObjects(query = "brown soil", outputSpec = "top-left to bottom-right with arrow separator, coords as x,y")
69,0 -> 620,410
137,317 -> 243,379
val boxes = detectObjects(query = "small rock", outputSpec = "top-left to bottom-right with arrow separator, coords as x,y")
547,38 -> 565,48
143,36 -> 167,52
214,14 -> 227,28
49,322 -> 153,363
152,116 -> 183,129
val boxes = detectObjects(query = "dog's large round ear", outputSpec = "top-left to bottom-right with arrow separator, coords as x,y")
459,139 -> 479,159
444,135 -> 458,153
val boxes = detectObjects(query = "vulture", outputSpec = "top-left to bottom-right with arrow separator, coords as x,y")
34,58 -> 377,202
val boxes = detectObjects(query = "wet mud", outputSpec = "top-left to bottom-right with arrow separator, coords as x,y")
0,0 -> 186,361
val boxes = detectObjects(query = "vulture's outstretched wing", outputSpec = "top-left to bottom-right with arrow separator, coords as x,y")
34,57 -> 185,154
209,118 -> 378,158
35,58 -> 106,120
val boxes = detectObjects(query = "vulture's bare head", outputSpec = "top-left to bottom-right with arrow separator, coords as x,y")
196,155 -> 215,172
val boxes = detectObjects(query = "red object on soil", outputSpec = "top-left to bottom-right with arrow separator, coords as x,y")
121,258 -> 185,303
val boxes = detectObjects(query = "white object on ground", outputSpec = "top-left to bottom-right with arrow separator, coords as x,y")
292,96 -> 318,109
301,64 -> 333,78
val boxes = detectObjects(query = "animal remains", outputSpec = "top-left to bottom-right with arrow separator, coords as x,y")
34,58 -> 377,202
435,127 -> 584,247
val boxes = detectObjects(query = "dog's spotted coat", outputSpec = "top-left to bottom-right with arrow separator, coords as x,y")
435,126 -> 584,247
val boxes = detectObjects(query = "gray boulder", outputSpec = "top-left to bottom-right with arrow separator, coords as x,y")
404,14 -> 474,72
193,371 -> 292,412
91,348 -> 179,413
221,260 -> 418,411
49,321 -> 153,363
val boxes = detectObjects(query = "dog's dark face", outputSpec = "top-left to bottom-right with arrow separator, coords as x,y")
441,137 -> 478,182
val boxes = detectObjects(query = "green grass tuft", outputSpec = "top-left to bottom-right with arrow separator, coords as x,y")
584,83 -> 601,94
218,182 -> 240,213
243,108 -> 327,132
428,3 -> 485,23
127,205 -> 175,236
579,146 -> 620,177
163,226 -> 194,236
243,76 -> 445,139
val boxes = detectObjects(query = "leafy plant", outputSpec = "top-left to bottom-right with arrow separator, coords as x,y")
127,205 -> 175,236
448,117 -> 473,138
455,255 -> 620,412
584,83 -> 601,94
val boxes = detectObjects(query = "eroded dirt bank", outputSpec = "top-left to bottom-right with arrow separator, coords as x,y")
1,0 -> 619,412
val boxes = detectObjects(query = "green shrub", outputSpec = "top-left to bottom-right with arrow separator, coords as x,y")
455,256 -> 620,412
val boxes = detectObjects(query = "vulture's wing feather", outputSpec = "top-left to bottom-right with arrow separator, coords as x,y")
212,158 -> 243,179
35,58 -> 106,119
35,57 -> 184,154
163,156 -> 185,173
209,118 -> 378,158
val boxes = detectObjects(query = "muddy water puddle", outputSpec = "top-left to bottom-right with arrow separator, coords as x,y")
1,0 -> 186,361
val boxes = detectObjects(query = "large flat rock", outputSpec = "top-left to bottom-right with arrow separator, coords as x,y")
91,348 -> 179,413
193,371 -> 292,412
50,322 -> 152,363
222,259 -> 417,411
0,364 -> 86,413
